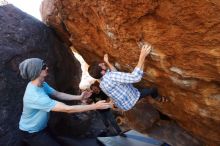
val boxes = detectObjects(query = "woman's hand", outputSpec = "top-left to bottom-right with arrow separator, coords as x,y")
94,100 -> 113,109
81,90 -> 92,101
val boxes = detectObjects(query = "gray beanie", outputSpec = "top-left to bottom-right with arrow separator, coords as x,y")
19,58 -> 44,80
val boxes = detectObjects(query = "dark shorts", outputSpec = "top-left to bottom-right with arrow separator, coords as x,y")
18,128 -> 60,146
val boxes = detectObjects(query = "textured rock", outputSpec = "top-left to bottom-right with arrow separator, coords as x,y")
41,0 -> 220,145
0,4 -> 82,145
147,120 -> 203,146
124,100 -> 160,132
117,99 -> 203,146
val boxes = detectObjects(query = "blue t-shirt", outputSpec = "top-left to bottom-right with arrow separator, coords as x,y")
19,82 -> 57,133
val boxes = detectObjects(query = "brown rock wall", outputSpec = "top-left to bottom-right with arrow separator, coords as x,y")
41,0 -> 220,145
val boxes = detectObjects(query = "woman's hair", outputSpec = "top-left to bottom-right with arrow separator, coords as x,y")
90,81 -> 100,89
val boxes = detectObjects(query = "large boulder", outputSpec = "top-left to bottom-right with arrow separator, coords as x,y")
41,0 -> 220,145
0,4 -> 82,145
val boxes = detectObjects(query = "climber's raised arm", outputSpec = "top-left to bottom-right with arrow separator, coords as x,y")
104,54 -> 117,71
136,44 -> 152,71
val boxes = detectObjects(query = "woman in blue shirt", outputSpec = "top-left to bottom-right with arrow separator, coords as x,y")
18,58 -> 112,146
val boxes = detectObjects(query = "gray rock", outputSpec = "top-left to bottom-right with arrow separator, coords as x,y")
0,4 -> 82,146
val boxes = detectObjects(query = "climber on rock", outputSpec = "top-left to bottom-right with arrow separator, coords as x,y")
88,44 -> 168,111
18,58 -> 112,146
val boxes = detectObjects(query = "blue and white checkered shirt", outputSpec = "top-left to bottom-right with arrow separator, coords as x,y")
100,67 -> 144,111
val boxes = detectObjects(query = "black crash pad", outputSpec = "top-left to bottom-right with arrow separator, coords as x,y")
97,130 -> 169,146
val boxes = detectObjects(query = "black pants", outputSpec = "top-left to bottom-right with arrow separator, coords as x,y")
18,128 -> 60,146
138,87 -> 160,100
99,109 -> 122,134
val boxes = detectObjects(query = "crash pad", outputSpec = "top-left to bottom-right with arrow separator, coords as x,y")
97,130 -> 169,146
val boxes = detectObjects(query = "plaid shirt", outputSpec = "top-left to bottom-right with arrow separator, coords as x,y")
100,67 -> 144,111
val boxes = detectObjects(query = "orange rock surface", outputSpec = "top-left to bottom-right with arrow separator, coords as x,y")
41,0 -> 220,145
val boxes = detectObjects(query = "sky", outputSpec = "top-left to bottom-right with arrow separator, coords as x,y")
6,0 -> 43,20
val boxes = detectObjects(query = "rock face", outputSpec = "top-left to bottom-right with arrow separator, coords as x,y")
41,0 -> 220,145
0,4 -> 82,145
